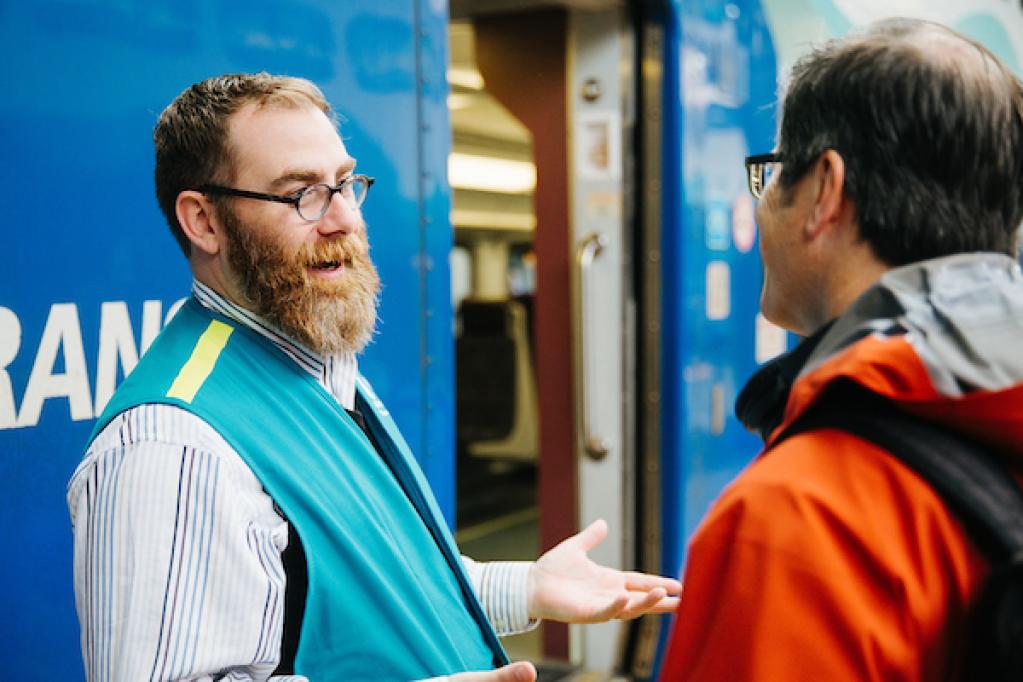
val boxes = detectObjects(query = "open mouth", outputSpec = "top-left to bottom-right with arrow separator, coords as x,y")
309,259 -> 345,276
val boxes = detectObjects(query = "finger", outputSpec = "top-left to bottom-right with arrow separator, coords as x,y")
618,594 -> 681,619
616,587 -> 667,620
451,661 -> 538,682
501,661 -> 538,682
570,518 -> 608,552
643,595 -> 681,614
626,594 -> 681,617
582,591 -> 631,623
622,571 -> 682,594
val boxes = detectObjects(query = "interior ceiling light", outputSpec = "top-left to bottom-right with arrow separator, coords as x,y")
447,93 -> 476,110
450,209 -> 535,231
448,153 -> 536,194
447,66 -> 485,90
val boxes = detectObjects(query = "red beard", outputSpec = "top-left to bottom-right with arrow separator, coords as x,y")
220,206 -> 381,354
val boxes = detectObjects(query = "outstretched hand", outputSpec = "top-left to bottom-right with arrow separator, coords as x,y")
528,519 -> 681,624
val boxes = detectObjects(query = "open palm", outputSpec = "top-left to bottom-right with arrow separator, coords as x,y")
527,519 -> 681,623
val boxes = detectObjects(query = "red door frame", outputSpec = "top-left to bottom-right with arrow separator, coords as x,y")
476,7 -> 576,660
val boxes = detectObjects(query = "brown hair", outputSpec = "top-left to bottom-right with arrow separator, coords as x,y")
154,73 -> 333,256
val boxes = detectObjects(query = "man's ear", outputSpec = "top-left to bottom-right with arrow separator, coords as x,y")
806,149 -> 847,238
176,190 -> 222,256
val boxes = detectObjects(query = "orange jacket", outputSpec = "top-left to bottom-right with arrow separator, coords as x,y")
659,254 -> 1023,681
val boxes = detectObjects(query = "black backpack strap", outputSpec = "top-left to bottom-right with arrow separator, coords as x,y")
774,380 -> 1023,680
776,381 -> 1023,560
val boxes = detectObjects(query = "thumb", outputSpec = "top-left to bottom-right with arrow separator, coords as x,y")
448,661 -> 537,682
573,518 -> 608,552
499,661 -> 537,682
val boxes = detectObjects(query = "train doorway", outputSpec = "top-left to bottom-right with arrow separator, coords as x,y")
447,2 -> 641,673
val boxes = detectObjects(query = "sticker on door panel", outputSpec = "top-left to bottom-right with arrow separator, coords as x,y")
584,190 -> 621,220
732,194 -> 756,253
576,110 -> 621,180
755,313 -> 789,363
711,382 -> 727,435
706,261 -> 731,320
705,201 -> 730,251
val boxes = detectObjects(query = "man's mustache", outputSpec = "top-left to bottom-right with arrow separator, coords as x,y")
298,234 -> 369,268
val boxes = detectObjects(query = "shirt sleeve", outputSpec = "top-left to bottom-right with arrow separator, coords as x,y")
67,404 -> 304,682
460,556 -> 539,636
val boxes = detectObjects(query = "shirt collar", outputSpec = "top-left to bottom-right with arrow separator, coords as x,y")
191,279 -> 358,410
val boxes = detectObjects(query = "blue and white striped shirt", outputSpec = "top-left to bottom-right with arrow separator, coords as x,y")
67,280 -> 533,682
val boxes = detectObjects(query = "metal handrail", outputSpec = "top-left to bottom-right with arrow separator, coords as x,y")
575,231 -> 610,461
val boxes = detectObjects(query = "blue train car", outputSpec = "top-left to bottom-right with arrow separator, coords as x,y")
0,2 -> 452,676
1,0 -> 1020,677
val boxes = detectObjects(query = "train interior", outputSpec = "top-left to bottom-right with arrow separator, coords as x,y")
449,9 -> 546,664
447,2 -> 646,673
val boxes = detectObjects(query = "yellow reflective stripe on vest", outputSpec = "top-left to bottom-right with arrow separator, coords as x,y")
166,320 -> 234,403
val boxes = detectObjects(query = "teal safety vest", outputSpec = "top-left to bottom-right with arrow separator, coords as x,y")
89,298 -> 507,680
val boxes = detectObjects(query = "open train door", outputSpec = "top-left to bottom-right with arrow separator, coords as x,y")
448,0 -> 640,672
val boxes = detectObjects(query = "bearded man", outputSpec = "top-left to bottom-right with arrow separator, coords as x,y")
67,74 -> 679,682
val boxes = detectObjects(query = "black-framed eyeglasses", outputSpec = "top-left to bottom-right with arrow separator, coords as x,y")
198,174 -> 375,222
744,153 -> 782,199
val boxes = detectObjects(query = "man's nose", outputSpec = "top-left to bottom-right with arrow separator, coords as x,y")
317,192 -> 360,236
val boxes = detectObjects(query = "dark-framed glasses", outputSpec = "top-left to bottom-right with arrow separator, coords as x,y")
744,153 -> 782,199
198,174 -> 375,222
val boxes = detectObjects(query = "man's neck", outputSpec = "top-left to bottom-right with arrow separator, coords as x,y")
190,258 -> 245,310
816,243 -> 891,333
191,279 -> 318,358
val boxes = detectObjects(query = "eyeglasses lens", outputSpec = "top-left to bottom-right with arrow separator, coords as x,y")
297,185 -> 327,221
346,178 -> 367,208
749,165 -> 763,199
295,178 -> 371,221
749,163 -> 779,200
